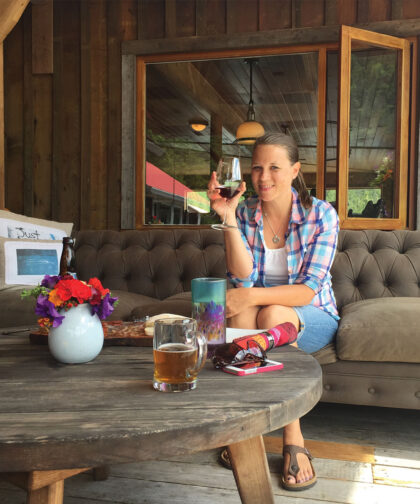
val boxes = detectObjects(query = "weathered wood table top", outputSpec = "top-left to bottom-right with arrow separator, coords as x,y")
0,331 -> 322,504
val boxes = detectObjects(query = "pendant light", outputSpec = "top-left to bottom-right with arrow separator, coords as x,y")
189,118 -> 208,132
235,59 -> 265,145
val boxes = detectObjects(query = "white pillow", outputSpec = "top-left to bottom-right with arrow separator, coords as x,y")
0,210 -> 72,241
0,237 -> 63,288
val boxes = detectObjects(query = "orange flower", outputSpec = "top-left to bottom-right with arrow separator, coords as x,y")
37,317 -> 52,329
49,289 -> 65,307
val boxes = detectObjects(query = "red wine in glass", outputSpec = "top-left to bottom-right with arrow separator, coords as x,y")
216,185 -> 240,199
211,157 -> 242,230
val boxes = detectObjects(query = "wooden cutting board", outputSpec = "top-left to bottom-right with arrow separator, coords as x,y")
29,321 -> 153,347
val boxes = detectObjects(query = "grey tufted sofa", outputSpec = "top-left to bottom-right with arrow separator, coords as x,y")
1,228 -> 419,410
322,230 -> 420,410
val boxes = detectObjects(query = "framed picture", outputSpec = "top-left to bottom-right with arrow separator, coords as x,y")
1,239 -> 63,287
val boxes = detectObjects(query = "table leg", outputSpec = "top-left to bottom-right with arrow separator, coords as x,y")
27,480 -> 64,504
227,434 -> 274,504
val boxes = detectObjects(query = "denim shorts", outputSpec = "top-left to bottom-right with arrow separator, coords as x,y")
292,305 -> 338,354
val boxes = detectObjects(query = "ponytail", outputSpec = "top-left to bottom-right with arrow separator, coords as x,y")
293,171 -> 312,209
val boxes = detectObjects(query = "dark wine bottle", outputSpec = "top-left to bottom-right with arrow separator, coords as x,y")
59,237 -> 77,278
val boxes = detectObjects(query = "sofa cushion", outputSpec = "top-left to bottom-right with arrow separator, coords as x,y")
107,290 -> 162,321
130,291 -> 192,320
336,297 -> 420,363
310,343 -> 338,365
0,209 -> 72,240
74,229 -> 226,299
0,285 -> 38,327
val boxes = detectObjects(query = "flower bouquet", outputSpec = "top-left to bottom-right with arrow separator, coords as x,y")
22,274 -> 118,329
22,275 -> 118,364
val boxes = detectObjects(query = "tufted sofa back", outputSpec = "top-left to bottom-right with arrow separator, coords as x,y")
75,228 -> 420,312
74,229 -> 226,301
332,230 -> 420,311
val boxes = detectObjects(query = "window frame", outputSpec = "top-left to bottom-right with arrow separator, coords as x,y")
337,25 -> 411,230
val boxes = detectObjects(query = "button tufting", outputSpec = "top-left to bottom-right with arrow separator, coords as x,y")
415,391 -> 420,399
324,384 -> 331,391
368,387 -> 376,394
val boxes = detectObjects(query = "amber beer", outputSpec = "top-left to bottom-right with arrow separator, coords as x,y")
153,343 -> 198,384
152,317 -> 207,392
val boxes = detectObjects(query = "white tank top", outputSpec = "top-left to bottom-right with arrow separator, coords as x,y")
264,245 -> 289,286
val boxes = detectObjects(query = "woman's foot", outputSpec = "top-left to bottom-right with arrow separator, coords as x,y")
282,422 -> 314,486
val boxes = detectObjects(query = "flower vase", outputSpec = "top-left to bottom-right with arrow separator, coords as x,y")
48,303 -> 104,364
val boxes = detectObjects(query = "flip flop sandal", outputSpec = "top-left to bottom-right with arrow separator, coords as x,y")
218,447 -> 232,469
281,444 -> 317,491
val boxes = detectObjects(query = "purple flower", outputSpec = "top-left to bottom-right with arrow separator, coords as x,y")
35,295 -> 65,327
91,293 -> 118,320
41,275 -> 60,289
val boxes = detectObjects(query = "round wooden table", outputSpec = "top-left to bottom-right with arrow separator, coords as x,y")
0,331 -> 322,504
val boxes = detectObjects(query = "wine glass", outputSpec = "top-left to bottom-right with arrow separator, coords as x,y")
211,157 -> 242,230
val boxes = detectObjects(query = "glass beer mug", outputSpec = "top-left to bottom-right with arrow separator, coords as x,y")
153,317 -> 207,392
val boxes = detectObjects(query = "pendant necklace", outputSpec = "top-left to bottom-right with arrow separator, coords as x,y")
263,208 -> 282,244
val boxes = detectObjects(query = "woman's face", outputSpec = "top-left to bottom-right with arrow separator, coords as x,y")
251,144 -> 300,202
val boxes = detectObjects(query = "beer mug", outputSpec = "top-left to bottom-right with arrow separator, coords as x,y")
153,317 -> 207,392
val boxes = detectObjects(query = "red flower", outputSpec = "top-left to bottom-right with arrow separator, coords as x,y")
89,292 -> 102,306
70,280 -> 92,303
55,279 -> 74,302
88,278 -> 109,297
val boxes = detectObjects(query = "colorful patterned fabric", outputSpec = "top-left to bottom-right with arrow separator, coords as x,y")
233,322 -> 298,351
228,188 -> 340,320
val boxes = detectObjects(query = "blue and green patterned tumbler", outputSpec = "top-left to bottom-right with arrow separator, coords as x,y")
191,277 -> 226,357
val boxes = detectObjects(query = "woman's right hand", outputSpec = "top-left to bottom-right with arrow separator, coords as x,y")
207,171 -> 246,221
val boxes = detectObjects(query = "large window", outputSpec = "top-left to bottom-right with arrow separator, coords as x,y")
144,52 -> 319,226
136,27 -> 414,229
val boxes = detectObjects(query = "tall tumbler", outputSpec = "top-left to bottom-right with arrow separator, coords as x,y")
191,277 -> 226,358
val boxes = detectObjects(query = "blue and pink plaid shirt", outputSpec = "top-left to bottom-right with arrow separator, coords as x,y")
228,188 -> 340,320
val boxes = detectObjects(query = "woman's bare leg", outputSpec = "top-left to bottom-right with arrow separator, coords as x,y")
257,305 -> 313,484
227,305 -> 260,329
256,304 -> 299,332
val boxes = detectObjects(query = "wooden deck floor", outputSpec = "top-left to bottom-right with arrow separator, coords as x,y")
1,403 -> 419,504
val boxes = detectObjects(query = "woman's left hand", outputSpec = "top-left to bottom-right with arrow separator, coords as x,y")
226,288 -> 254,318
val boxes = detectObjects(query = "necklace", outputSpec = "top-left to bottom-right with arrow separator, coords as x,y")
263,210 -> 282,244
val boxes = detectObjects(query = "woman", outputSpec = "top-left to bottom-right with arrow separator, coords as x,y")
208,132 -> 339,491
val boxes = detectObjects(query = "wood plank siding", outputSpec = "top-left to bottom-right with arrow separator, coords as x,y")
3,0 -> 420,230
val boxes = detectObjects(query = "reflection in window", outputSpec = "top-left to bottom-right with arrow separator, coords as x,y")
349,47 -> 397,218
145,53 -> 318,225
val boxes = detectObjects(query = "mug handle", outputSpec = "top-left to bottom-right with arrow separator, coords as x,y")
187,331 -> 208,376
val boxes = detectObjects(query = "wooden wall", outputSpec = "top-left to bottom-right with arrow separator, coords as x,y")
3,0 -> 420,230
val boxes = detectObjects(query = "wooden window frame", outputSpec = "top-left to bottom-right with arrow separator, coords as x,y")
337,25 -> 411,230
135,44 -> 334,229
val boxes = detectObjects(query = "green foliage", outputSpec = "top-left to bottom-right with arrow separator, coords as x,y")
21,286 -> 48,300
326,188 -> 381,214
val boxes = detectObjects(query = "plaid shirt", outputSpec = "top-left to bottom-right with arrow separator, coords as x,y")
228,188 -> 340,320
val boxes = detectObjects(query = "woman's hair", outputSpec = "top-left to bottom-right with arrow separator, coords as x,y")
253,132 -> 312,209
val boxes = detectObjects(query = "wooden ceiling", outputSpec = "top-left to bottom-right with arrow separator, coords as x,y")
145,48 -> 396,180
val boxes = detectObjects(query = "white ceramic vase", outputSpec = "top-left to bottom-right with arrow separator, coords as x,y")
48,303 -> 104,364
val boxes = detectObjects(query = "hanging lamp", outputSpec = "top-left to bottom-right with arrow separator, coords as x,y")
235,59 -> 265,145
189,118 -> 208,132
